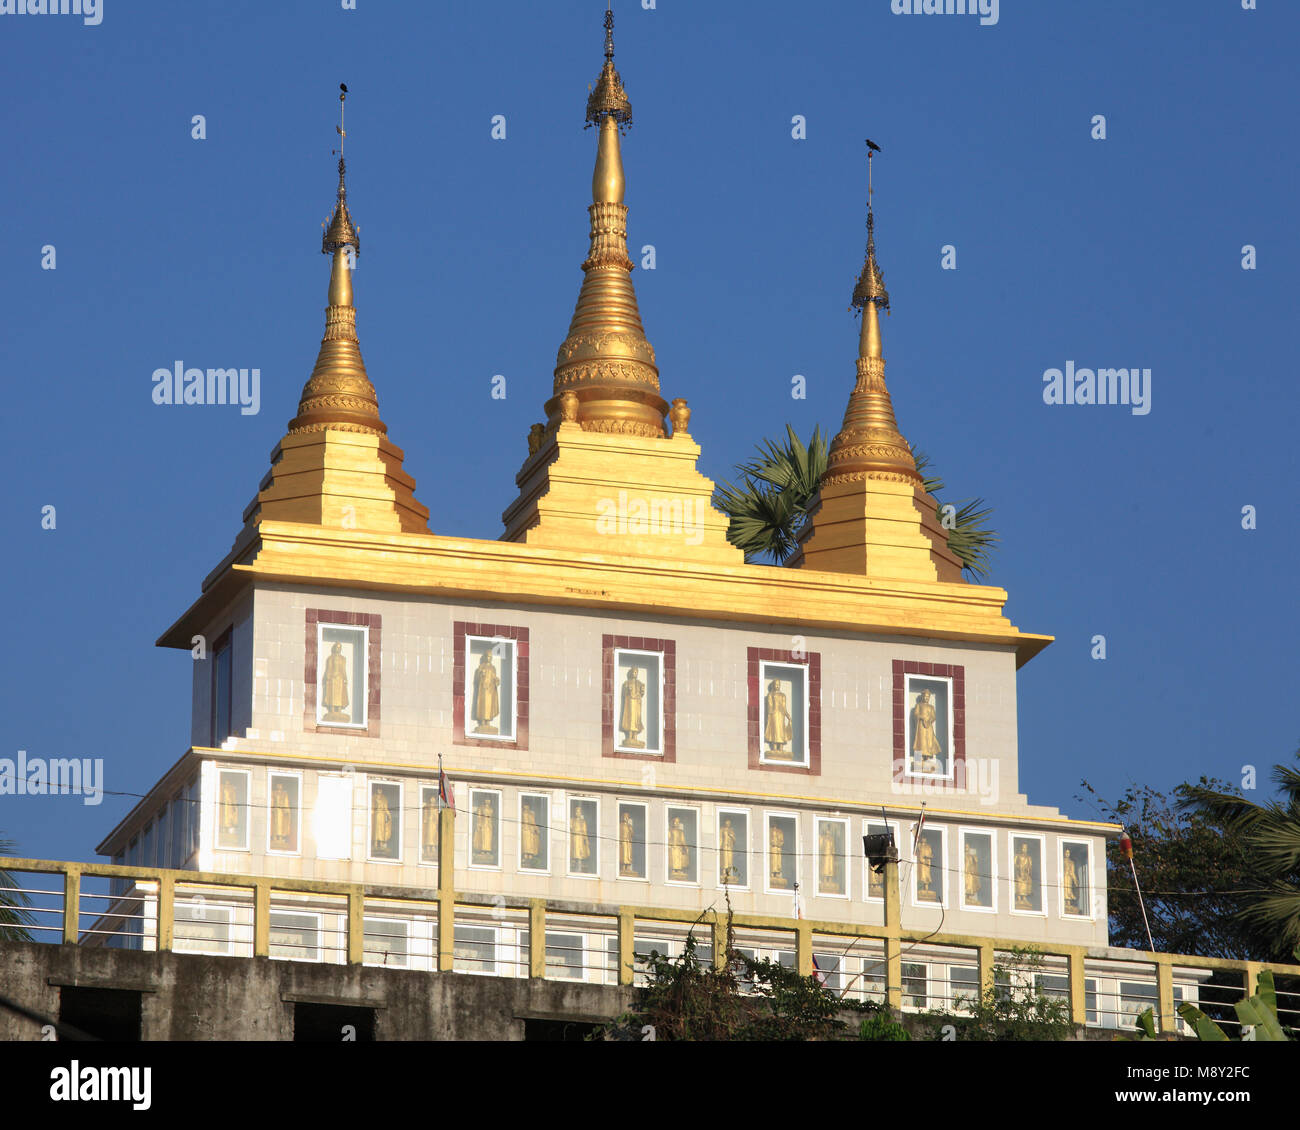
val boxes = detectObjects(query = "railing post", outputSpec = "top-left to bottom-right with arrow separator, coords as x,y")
437,804 -> 455,972
347,886 -> 365,965
1156,957 -> 1177,1036
711,912 -> 727,972
883,856 -> 902,1012
977,941 -> 996,1000
1244,961 -> 1263,1000
62,865 -> 82,945
795,920 -> 813,977
156,872 -> 175,953
1066,947 -> 1088,1028
253,880 -> 270,958
618,909 -> 635,987
529,899 -> 547,979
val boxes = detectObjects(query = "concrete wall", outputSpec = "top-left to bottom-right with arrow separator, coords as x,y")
0,941 -> 630,1041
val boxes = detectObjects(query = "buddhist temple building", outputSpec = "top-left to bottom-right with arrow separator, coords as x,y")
87,9 -> 1210,1025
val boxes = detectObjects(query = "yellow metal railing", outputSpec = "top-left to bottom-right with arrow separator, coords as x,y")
5,855 -> 1299,1037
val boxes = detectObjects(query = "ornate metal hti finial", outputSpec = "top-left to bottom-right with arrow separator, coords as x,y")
322,83 -> 360,255
851,139 -> 889,315
586,3 -> 632,130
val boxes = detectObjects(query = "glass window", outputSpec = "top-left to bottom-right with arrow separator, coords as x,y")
268,773 -> 301,854
317,624 -> 368,728
216,769 -> 250,851
759,662 -> 808,765
519,794 -> 550,872
717,810 -> 748,888
212,632 -> 233,746
454,926 -> 497,975
546,933 -> 585,981
364,918 -> 409,968
902,962 -> 928,1010
617,803 -> 648,880
174,901 -> 232,955
613,649 -> 663,754
567,797 -> 598,876
666,807 -> 699,885
368,781 -> 402,862
270,912 -> 321,962
466,636 -> 516,741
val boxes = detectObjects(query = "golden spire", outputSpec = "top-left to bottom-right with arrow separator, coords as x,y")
545,4 -> 668,439
288,84 -> 386,436
822,142 -> 920,486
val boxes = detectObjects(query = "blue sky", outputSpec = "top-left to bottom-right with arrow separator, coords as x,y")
2,0 -> 1296,864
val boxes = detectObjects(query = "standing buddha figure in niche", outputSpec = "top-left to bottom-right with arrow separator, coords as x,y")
471,650 -> 501,735
570,806 -> 591,869
372,791 -> 393,854
220,777 -> 239,836
910,689 -> 942,772
473,797 -> 495,861
769,824 -> 787,887
1062,848 -> 1080,913
422,792 -> 439,859
619,667 -> 646,748
521,803 -> 542,865
619,811 -> 636,876
322,641 -> 350,723
917,834 -> 936,899
270,780 -> 292,849
719,818 -> 737,884
764,679 -> 793,756
668,817 -> 689,879
819,824 -> 840,892
964,842 -> 981,904
1014,843 -> 1034,908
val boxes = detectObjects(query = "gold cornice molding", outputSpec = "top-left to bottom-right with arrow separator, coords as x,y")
159,520 -> 1051,667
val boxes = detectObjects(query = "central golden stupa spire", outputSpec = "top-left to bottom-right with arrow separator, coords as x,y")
545,4 -> 668,438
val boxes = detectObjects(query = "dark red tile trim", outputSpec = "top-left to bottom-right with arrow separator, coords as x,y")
747,647 -> 821,776
304,610 -> 382,738
453,622 -> 530,751
602,635 -> 677,762
892,658 -> 966,788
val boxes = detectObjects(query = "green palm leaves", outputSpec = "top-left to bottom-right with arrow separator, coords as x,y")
712,425 -> 998,580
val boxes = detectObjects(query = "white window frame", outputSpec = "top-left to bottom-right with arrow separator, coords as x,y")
910,822 -> 948,909
366,779 -> 403,864
612,648 -> 666,755
665,805 -> 701,887
269,910 -> 324,963
1009,832 -> 1048,917
518,793 -> 551,874
814,817 -> 851,900
566,795 -> 600,879
757,661 -> 811,767
616,801 -> 649,883
468,788 -> 503,871
958,827 -> 997,913
764,810 -> 800,895
902,672 -> 956,782
316,622 -> 370,729
716,807 -> 750,890
863,819 -> 901,903
266,771 -> 303,856
465,635 -> 518,742
214,767 -> 252,853
1058,838 -> 1095,920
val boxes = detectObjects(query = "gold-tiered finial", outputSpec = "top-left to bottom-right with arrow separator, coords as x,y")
546,3 -> 668,438
824,141 -> 919,485
289,84 -> 386,436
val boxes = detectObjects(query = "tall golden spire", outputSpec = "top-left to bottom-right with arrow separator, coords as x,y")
822,145 -> 920,487
229,85 -> 429,547
545,4 -> 668,438
792,143 -> 960,581
288,84 -> 386,436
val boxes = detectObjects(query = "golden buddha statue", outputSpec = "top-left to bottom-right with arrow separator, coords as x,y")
321,641 -> 351,723
471,650 -> 501,735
